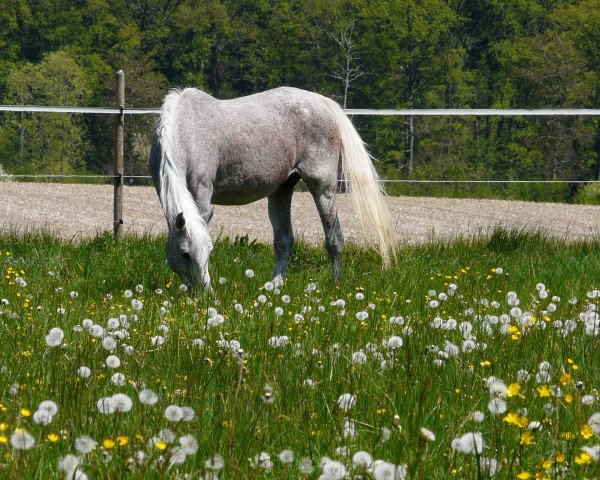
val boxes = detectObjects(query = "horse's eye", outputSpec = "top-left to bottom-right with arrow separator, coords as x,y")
181,251 -> 191,259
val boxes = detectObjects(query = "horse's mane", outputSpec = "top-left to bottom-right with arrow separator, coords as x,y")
157,88 -> 211,249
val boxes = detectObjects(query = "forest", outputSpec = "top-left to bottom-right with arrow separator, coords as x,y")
0,0 -> 599,203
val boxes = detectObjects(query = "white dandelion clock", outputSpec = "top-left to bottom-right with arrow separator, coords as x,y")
420,427 -> 436,442
181,406 -> 196,421
112,393 -> 133,413
110,373 -> 126,386
245,269 -> 255,278
372,460 -> 405,480
32,409 -> 53,425
278,449 -> 294,464
97,396 -> 116,414
164,405 -> 184,422
451,432 -> 485,455
139,389 -> 159,406
254,451 -> 272,470
58,454 -> 81,474
487,398 -> 507,415
337,393 -> 356,411
74,435 -> 97,454
131,299 -> 143,311
321,459 -> 346,480
205,453 -> 225,471
298,457 -> 314,474
10,428 -> 35,450
352,351 -> 368,365
179,434 -> 199,455
352,450 -> 373,469
102,336 -> 117,351
105,355 -> 121,369
45,327 -> 64,347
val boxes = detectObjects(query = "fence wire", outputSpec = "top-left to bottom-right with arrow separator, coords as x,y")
2,104 -> 600,184
3,105 -> 600,116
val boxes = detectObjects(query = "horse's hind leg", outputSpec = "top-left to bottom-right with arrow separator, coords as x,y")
268,174 -> 300,283
305,181 -> 344,282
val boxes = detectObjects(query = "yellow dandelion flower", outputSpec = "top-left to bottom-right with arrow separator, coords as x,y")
534,473 -> 548,480
154,439 -> 167,450
47,433 -> 60,443
580,424 -> 594,439
117,435 -> 129,446
560,373 -> 572,385
0,435 -> 8,444
507,383 -> 522,397
564,394 -> 573,403
103,438 -> 116,449
542,460 -> 553,470
0,423 -> 8,432
520,431 -> 534,445
517,416 -> 529,428
20,408 -> 31,417
555,453 -> 566,463
480,360 -> 491,367
575,451 -> 592,466
537,385 -> 552,398
517,472 -> 532,479
504,412 -> 520,426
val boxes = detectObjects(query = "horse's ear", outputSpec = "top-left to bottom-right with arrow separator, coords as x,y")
175,212 -> 186,232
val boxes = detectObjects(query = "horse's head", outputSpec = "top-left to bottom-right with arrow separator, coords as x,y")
166,212 -> 213,291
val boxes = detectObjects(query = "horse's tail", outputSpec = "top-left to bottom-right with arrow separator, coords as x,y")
325,100 -> 396,268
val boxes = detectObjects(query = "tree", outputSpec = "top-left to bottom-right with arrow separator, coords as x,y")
0,50 -> 92,176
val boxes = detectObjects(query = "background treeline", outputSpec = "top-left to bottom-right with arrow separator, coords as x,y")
0,0 -> 599,203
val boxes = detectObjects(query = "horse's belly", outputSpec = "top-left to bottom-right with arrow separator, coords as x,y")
211,185 -> 276,205
211,170 -> 292,205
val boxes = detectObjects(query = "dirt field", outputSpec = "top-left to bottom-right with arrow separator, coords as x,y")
2,183 -> 600,245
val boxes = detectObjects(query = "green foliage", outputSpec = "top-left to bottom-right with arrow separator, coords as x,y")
574,182 -> 600,205
0,0 -> 599,200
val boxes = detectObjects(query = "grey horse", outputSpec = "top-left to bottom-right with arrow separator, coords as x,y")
149,87 -> 395,290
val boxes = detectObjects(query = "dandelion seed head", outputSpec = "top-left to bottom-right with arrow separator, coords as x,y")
337,393 -> 356,411
352,450 -> 373,468
131,299 -> 143,311
45,327 -> 64,347
321,459 -> 346,479
112,393 -> 133,412
298,456 -> 314,474
58,454 -> 81,473
205,453 -> 225,471
74,435 -> 97,454
278,449 -> 294,464
105,355 -> 121,369
164,405 -> 184,422
139,389 -> 158,406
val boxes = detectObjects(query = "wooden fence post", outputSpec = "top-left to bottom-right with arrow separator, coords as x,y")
113,70 -> 125,240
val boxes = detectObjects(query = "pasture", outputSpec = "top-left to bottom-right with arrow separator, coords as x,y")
0,231 -> 599,479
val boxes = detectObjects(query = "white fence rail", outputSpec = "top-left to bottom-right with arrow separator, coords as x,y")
3,104 -> 600,116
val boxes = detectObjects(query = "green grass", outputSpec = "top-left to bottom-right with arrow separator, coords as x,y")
0,230 -> 599,479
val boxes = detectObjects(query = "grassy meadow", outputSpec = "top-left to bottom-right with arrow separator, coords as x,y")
0,230 -> 599,479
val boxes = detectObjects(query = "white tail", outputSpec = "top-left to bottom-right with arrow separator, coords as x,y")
325,99 -> 397,268
157,89 -> 211,247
